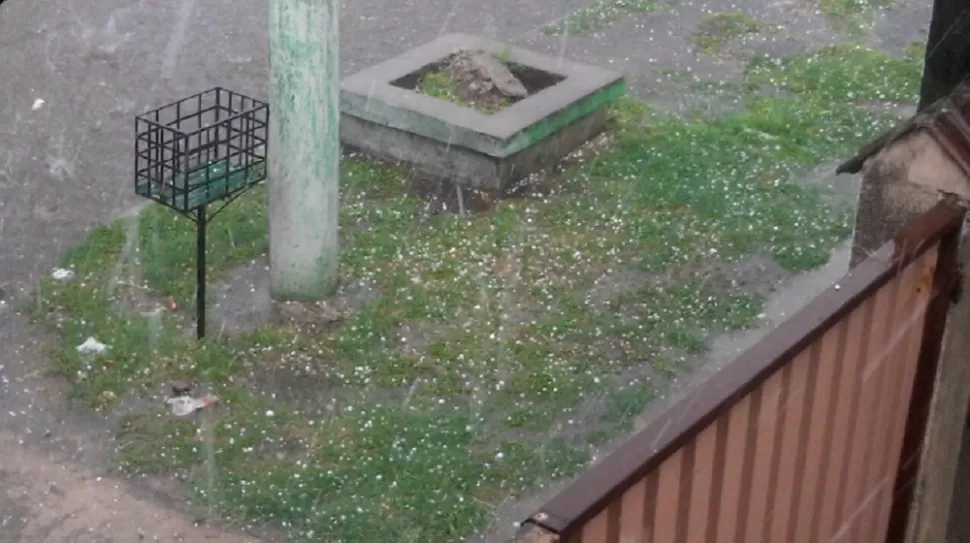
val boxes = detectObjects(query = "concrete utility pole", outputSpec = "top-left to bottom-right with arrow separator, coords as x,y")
268,0 -> 340,300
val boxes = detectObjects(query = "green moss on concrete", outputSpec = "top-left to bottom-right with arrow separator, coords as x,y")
343,77 -> 626,159
501,79 -> 627,156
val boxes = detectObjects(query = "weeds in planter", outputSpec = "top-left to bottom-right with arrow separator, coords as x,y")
417,72 -> 465,106
414,57 -> 516,115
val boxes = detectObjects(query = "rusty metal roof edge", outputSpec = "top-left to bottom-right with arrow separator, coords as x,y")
526,200 -> 967,536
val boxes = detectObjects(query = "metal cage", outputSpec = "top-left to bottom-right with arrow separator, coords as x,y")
134,87 -> 269,214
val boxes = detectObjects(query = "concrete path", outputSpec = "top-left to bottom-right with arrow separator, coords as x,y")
0,0 -> 932,540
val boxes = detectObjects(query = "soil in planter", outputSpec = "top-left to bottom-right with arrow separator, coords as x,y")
412,50 -> 542,114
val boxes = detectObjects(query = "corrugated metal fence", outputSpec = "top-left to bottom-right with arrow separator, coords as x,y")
515,201 -> 965,543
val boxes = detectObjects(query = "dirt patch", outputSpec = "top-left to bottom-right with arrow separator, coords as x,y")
696,254 -> 792,300
210,257 -> 381,338
209,258 -> 274,338
244,365 -> 339,407
396,320 -> 445,357
507,131 -> 617,198
274,298 -> 356,328
0,433 -> 269,543
584,267 -> 652,310
409,172 -> 498,215
583,254 -> 790,311
241,365 -> 410,417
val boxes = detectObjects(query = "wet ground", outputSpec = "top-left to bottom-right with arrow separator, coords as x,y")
0,0 -> 935,540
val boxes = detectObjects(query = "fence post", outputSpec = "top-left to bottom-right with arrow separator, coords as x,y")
903,209 -> 970,543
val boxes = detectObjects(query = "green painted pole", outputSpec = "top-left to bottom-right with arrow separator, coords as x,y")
268,0 -> 340,300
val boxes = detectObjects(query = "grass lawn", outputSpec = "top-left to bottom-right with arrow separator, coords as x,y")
815,0 -> 896,38
689,13 -> 777,56
29,43 -> 920,542
542,0 -> 658,35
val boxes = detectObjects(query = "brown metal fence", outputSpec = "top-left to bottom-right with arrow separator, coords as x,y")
515,201 -> 965,543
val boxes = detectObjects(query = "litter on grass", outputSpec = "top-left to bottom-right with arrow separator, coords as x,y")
52,268 -> 75,281
76,336 -> 108,355
166,394 -> 218,417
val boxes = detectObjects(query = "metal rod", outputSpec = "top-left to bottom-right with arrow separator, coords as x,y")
196,204 -> 207,340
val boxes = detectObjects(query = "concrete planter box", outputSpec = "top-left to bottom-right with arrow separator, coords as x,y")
340,33 -> 625,192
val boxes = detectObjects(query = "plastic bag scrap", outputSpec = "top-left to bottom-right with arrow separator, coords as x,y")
52,268 -> 75,281
76,336 -> 108,355
166,394 -> 218,417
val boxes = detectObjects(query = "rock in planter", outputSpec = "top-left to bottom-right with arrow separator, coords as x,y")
467,51 -> 528,98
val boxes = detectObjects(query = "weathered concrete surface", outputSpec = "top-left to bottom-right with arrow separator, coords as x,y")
849,131 -> 952,268
342,107 -> 609,191
268,0 -> 341,300
340,33 -> 624,190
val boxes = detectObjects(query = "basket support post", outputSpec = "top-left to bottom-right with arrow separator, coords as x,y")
195,204 -> 207,340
